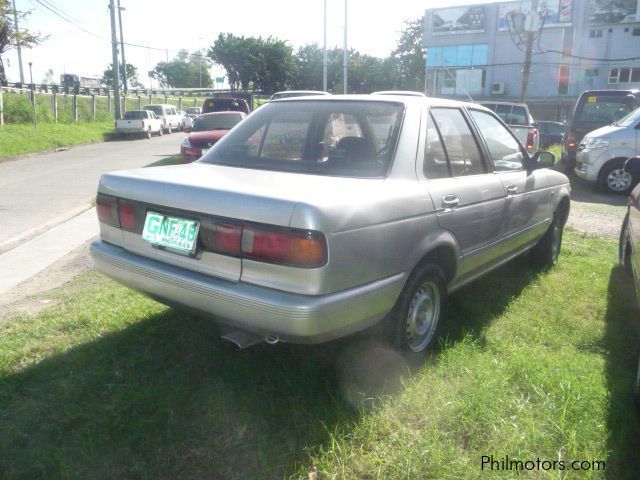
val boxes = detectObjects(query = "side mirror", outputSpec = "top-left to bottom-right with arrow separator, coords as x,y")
529,150 -> 555,169
624,157 -> 640,175
184,127 -> 191,133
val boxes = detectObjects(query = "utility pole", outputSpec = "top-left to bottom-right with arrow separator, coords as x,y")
519,0 -> 539,103
323,0 -> 327,92
11,0 -> 24,83
343,0 -> 348,94
117,0 -> 127,95
109,0 -> 121,119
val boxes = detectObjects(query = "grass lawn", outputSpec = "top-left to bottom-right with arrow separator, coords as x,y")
0,231 -> 638,479
0,122 -> 114,160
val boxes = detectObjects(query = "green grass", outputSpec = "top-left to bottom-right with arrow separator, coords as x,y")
0,122 -> 115,159
0,232 -> 638,479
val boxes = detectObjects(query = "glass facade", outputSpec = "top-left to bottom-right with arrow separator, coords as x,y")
426,44 -> 489,68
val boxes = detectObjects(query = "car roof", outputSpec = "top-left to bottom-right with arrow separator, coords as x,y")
273,93 -> 491,111
578,89 -> 639,96
198,111 -> 246,117
478,101 -> 529,107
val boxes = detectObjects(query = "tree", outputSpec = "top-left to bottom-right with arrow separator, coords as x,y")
42,67 -> 53,84
102,63 -> 144,90
389,16 -> 426,91
150,50 -> 212,88
0,0 -> 43,83
208,33 -> 295,93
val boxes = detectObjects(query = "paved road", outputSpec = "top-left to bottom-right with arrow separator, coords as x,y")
0,133 -> 185,253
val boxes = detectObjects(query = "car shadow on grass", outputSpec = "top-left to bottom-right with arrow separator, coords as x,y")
602,266 -> 640,479
0,309 -> 359,479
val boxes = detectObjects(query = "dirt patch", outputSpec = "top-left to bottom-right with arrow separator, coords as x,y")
565,177 -> 627,237
0,239 -> 94,321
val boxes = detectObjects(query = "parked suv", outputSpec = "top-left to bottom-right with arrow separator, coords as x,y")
561,89 -> 640,173
143,104 -> 182,133
576,106 -> 640,194
91,95 -> 569,353
478,102 -> 539,153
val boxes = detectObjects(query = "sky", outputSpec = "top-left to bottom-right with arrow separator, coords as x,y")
3,0 -> 486,87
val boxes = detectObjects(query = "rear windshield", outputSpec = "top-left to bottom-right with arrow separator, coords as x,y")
193,114 -> 243,132
186,107 -> 201,114
574,94 -> 639,124
143,106 -> 164,116
200,101 -> 404,178
123,110 -> 147,119
202,98 -> 246,112
494,105 -> 528,126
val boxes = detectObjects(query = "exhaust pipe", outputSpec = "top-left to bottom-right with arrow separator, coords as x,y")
221,329 -> 265,349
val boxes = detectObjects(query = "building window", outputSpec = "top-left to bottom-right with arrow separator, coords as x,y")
633,27 -> 640,36
585,69 -> 599,77
589,29 -> 603,38
433,68 -> 485,96
609,67 -> 640,84
558,66 -> 570,94
426,44 -> 488,68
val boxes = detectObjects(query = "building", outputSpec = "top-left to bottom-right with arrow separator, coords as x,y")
423,1 -> 640,120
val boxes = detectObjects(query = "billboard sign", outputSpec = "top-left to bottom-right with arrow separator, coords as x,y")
431,6 -> 486,35
588,0 -> 640,25
497,0 -> 573,30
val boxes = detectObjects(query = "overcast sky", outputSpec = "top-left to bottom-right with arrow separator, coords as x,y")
3,0 -> 486,87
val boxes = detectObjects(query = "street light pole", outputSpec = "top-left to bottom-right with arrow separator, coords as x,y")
343,0 -> 348,94
28,61 -> 33,84
109,0 -> 122,119
11,0 -> 25,83
117,0 -> 128,96
28,61 -> 35,126
323,0 -> 327,92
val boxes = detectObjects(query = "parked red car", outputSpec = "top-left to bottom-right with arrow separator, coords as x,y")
180,112 -> 246,162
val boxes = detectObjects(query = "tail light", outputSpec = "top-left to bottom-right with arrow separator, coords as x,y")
241,225 -> 327,268
96,194 -> 119,227
526,129 -> 538,150
200,222 -> 242,256
567,130 -> 576,148
118,201 -> 136,231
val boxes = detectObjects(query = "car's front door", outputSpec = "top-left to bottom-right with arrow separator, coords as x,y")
467,108 -> 553,252
422,107 -> 506,277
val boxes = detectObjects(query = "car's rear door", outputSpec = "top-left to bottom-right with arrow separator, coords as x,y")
422,107 -> 506,276
467,108 -> 552,251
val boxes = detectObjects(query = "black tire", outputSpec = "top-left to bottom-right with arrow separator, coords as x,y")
166,124 -> 172,134
619,212 -> 633,275
389,263 -> 446,353
157,127 -> 163,137
599,159 -> 635,195
531,208 -> 565,268
146,128 -> 152,139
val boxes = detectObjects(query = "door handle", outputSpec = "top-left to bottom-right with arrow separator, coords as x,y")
442,195 -> 459,209
506,184 -> 518,195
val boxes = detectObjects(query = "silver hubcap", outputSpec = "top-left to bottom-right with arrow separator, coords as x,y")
405,281 -> 440,352
607,168 -> 632,192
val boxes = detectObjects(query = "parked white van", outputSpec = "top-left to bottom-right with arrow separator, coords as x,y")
575,106 -> 640,194
143,104 -> 182,133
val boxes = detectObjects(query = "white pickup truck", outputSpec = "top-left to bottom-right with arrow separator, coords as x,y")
115,110 -> 163,138
478,102 -> 539,153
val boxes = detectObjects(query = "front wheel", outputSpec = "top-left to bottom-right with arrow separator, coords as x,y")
157,126 -> 163,137
599,159 -> 634,194
146,128 -> 152,139
390,264 -> 446,353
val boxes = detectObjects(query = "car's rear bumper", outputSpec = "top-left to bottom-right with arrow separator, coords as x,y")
90,240 -> 404,343
116,127 -> 146,134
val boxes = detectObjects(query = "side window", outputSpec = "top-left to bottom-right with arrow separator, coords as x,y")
430,108 -> 486,177
423,112 -> 450,179
469,110 -> 524,172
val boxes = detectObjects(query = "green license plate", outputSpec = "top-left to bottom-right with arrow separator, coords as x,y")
142,212 -> 200,253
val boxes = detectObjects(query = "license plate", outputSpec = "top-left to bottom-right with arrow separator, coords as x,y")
142,212 -> 200,253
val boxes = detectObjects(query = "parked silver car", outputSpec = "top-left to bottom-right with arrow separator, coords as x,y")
91,95 -> 570,352
576,106 -> 640,194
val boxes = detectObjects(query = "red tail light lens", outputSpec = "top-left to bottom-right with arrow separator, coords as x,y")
118,201 -> 136,231
200,222 -> 242,256
96,194 -> 119,227
527,129 -> 538,150
241,225 -> 327,268
567,130 -> 576,148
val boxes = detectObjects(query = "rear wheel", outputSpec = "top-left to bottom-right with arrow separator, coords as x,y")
531,208 -> 565,268
599,159 -> 634,194
166,124 -> 172,134
619,212 -> 632,275
146,127 -> 152,139
390,264 -> 445,353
